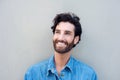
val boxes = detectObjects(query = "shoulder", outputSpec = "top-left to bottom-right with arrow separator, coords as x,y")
25,58 -> 49,74
71,57 -> 97,80
72,56 -> 96,74
24,58 -> 50,80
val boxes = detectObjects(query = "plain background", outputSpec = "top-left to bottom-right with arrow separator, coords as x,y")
0,0 -> 120,80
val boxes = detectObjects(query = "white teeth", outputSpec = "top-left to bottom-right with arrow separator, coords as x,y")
58,42 -> 64,44
57,42 -> 66,46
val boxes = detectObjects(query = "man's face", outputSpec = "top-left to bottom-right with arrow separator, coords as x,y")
53,22 -> 78,54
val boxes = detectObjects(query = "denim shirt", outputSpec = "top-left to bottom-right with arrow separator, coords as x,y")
24,56 -> 97,80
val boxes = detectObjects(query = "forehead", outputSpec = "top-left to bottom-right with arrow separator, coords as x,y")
55,22 -> 75,32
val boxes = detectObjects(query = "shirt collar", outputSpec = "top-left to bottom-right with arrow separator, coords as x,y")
47,55 -> 74,76
65,56 -> 74,72
47,55 -> 55,76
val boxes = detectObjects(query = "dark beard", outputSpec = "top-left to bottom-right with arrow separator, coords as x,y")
53,39 -> 74,54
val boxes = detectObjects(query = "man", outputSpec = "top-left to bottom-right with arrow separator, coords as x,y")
24,12 -> 97,80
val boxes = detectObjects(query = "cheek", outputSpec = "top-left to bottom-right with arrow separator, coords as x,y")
67,37 -> 74,43
53,35 -> 57,41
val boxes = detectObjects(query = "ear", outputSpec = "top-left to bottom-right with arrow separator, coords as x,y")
74,36 -> 79,45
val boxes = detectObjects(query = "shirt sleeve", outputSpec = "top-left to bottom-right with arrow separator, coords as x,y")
24,69 -> 33,80
92,72 -> 97,80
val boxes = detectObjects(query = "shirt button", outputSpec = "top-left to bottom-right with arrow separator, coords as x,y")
61,73 -> 64,77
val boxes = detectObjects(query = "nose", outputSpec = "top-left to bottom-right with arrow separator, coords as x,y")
58,33 -> 65,41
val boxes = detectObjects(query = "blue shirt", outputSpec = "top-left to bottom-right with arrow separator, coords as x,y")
24,56 -> 97,80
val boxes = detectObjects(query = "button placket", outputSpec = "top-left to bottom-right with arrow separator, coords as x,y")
60,72 -> 65,77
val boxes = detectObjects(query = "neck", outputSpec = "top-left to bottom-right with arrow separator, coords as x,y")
54,51 -> 71,75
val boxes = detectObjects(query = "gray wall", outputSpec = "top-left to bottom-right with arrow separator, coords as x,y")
0,0 -> 120,80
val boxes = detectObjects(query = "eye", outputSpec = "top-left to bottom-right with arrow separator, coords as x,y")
65,31 -> 71,35
55,30 -> 60,34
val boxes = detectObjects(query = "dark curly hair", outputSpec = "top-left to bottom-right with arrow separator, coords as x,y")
51,12 -> 82,47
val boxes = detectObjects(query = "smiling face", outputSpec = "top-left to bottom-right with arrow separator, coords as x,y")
53,22 -> 79,54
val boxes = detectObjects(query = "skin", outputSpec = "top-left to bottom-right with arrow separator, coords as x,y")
53,22 -> 79,75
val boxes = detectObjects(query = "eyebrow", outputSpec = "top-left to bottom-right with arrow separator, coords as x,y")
55,29 -> 60,32
55,29 -> 72,34
55,29 -> 60,31
65,30 -> 72,34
